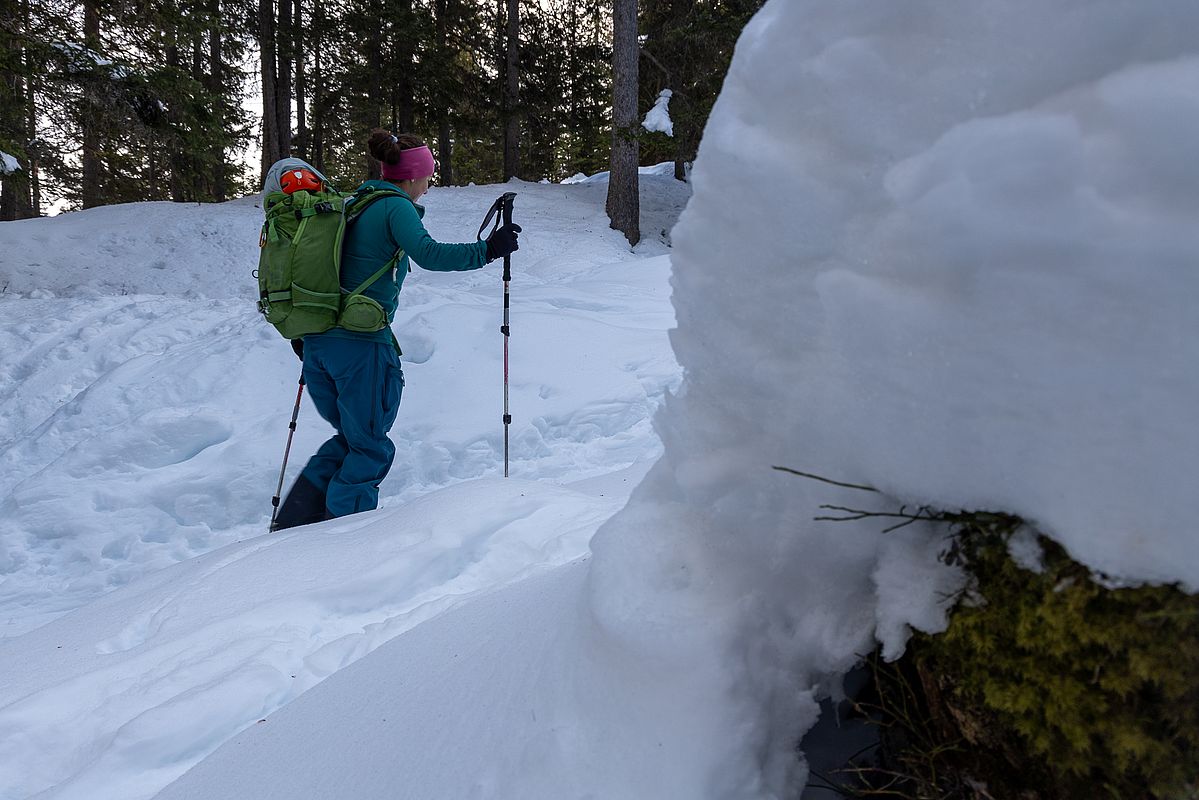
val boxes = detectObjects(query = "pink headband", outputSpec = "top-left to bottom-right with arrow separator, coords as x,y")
381,145 -> 436,181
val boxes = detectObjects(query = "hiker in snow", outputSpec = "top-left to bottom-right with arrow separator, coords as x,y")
271,130 -> 522,529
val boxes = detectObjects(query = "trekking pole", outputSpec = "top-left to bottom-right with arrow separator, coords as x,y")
478,191 -> 518,477
269,372 -> 305,531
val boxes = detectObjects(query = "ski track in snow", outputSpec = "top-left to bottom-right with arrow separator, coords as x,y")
0,178 -> 688,640
0,175 -> 689,800
0,480 -> 617,800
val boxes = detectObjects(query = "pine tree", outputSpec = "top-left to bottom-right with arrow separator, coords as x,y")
607,0 -> 639,245
501,0 -> 519,179
0,0 -> 35,219
639,0 -> 766,178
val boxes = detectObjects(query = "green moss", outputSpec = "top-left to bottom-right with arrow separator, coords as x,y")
866,515 -> 1199,799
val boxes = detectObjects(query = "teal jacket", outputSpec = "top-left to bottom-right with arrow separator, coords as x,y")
320,180 -> 489,344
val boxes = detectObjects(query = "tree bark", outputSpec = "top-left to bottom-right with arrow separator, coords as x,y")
208,0 -> 226,201
259,0 -> 280,180
310,0 -> 325,174
361,2 -> 383,179
276,0 -> 293,159
502,0 -> 520,180
607,0 -> 640,245
0,0 -> 33,219
395,0 -> 415,132
81,0 -> 103,208
434,0 -> 453,185
25,0 -> 38,215
293,0 -> 308,161
165,0 -> 186,201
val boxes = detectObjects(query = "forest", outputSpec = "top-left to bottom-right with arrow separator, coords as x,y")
0,0 -> 763,235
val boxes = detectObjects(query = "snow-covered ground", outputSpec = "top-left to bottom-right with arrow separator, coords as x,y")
3,1 -> 1198,799
0,179 -> 684,639
0,175 -> 688,798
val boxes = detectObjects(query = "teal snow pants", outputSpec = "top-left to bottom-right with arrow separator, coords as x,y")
298,335 -> 404,518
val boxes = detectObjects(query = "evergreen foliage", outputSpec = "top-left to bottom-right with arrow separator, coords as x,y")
836,511 -> 1199,799
4,0 -> 751,213
638,0 -> 766,176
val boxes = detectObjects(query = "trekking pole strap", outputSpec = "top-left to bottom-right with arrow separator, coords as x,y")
476,192 -> 518,239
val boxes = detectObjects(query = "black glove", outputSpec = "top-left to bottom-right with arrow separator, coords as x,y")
291,338 -> 304,361
485,223 -> 522,262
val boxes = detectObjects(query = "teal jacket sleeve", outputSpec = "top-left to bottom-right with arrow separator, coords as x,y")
385,198 -> 489,272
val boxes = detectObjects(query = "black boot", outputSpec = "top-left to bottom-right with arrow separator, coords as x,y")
272,474 -> 328,531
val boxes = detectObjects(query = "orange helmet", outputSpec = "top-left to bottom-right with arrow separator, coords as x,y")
279,167 -> 323,194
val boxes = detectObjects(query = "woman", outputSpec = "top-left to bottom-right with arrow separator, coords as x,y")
273,130 -> 522,529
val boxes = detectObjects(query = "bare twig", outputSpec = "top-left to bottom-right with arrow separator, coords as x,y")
773,466 -> 880,493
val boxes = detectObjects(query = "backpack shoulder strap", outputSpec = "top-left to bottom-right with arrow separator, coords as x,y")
344,187 -> 412,225
346,249 -> 406,299
347,188 -> 417,286
342,188 -> 415,296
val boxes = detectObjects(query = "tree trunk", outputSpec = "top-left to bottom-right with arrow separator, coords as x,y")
502,0 -> 520,180
434,0 -> 453,185
208,0 -> 226,201
360,2 -> 383,180
310,0 -> 325,174
293,0 -> 307,162
81,0 -> 103,209
276,0 -> 293,159
0,0 -> 32,219
164,2 -> 186,201
607,0 -> 640,245
25,0 -> 39,215
259,0 -> 280,180
395,0 -> 415,132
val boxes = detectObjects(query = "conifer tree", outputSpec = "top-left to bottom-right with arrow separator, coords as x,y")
607,0 -> 639,245
0,0 -> 35,219
639,0 -> 765,179
501,0 -> 520,179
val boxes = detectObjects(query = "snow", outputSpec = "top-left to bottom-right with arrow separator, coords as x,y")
0,176 -> 687,643
0,172 -> 695,800
643,89 -> 674,136
590,0 -> 1199,794
51,41 -> 129,77
1,1 -> 1196,798
0,151 -> 19,175
561,160 -> 678,185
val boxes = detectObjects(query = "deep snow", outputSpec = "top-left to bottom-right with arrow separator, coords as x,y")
0,179 -> 684,639
3,1 -> 1198,798
589,0 -> 1199,794
0,174 -> 689,798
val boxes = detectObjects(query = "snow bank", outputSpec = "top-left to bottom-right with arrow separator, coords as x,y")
154,558 -> 749,800
561,161 -> 679,185
591,0 -> 1199,795
0,480 -> 614,800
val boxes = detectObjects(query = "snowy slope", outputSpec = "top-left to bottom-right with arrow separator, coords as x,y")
0,480 -> 621,800
6,1 -> 1198,797
154,558 -> 743,800
0,174 -> 689,798
0,177 -> 686,638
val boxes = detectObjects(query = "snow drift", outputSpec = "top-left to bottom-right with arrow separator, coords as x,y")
589,0 -> 1199,795
3,1 -> 1197,798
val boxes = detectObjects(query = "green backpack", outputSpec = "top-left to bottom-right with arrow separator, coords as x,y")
256,185 -> 409,339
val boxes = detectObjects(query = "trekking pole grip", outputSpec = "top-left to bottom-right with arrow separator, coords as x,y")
500,192 -> 516,282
